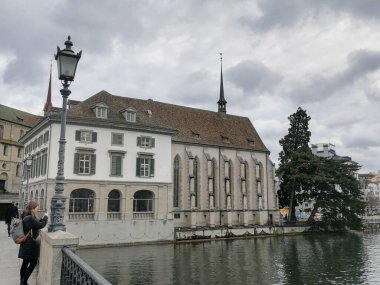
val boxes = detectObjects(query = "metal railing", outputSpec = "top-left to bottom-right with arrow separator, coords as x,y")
61,247 -> 112,285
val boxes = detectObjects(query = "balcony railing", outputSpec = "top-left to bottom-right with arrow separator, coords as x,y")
68,212 -> 95,221
107,212 -> 121,220
133,212 -> 154,219
61,247 -> 111,285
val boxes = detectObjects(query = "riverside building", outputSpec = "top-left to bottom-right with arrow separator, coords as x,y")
19,68 -> 278,246
0,104 -> 39,219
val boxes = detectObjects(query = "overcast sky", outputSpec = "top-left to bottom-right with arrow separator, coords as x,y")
1,0 -> 379,173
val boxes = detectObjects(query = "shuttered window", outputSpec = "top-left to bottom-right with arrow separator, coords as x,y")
74,153 -> 96,175
136,157 -> 155,177
75,130 -> 97,143
137,136 -> 155,148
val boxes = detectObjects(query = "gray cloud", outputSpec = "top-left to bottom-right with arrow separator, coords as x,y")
225,60 -> 282,93
288,49 -> 380,103
243,0 -> 380,31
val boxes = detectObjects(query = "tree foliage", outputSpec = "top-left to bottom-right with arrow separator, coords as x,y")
276,107 -> 365,229
277,107 -> 311,221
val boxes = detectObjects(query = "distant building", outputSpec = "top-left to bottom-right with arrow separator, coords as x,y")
0,104 -> 39,219
360,171 -> 380,215
20,65 -> 278,245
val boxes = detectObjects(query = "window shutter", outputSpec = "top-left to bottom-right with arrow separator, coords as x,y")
136,158 -> 141,177
75,131 -> 81,141
92,132 -> 97,142
151,138 -> 155,148
90,154 -> 96,175
150,158 -> 155,177
116,156 -> 122,176
137,137 -> 142,146
73,153 -> 79,174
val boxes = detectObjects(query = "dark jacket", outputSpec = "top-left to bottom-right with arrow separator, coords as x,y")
5,204 -> 18,224
18,214 -> 48,259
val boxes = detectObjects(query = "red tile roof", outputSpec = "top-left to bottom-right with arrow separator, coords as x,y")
68,91 -> 269,152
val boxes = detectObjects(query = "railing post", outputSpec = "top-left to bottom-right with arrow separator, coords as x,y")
37,230 -> 79,285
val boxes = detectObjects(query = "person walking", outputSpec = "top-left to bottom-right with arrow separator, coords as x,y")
18,201 -> 48,285
5,201 -> 19,237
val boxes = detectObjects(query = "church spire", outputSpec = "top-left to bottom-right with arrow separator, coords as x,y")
218,53 -> 227,114
44,61 -> 53,115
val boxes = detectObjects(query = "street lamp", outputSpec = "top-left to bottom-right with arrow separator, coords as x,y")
49,36 -> 81,232
25,154 -> 33,204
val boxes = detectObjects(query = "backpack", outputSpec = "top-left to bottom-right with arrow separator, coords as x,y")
10,218 -> 30,244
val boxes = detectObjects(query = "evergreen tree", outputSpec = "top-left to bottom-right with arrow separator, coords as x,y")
277,107 -> 311,221
308,157 -> 366,230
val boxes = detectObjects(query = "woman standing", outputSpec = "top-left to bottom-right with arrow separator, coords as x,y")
18,201 -> 48,285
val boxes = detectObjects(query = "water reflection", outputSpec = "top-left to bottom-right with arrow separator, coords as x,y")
78,233 -> 380,285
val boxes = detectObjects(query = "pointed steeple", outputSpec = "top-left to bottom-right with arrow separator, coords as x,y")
218,53 -> 227,114
44,62 -> 53,115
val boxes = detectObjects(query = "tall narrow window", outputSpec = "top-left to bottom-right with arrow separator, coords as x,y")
136,155 -> 154,177
173,155 -> 180,207
110,154 -> 123,176
194,157 -> 199,208
0,125 -> 4,139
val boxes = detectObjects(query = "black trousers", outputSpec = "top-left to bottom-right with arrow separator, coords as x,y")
7,222 -> 10,236
20,258 -> 38,283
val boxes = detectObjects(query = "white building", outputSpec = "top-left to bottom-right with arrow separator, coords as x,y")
20,78 -> 278,246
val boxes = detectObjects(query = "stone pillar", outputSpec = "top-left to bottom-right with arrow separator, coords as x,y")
209,211 -> 215,228
243,211 -> 249,226
37,230 -> 79,285
190,211 -> 197,229
226,211 -> 233,227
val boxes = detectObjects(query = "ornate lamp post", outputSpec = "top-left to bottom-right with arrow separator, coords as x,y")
24,154 -> 33,204
49,36 -> 81,232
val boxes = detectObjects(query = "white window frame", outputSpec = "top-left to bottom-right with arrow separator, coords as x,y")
96,106 -> 107,118
126,111 -> 136,122
81,131 -> 92,143
79,153 -> 91,174
111,133 -> 124,146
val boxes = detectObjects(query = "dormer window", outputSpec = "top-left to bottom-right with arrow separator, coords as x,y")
221,135 -> 230,144
93,103 -> 108,119
247,139 -> 255,146
121,107 -> 137,122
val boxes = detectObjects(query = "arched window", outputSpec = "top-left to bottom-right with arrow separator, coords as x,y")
173,155 -> 180,207
39,189 -> 44,211
69,189 -> 95,213
108,189 -> 121,212
35,190 -> 39,206
133,190 -> 154,212
30,191 -> 34,202
194,156 -> 199,208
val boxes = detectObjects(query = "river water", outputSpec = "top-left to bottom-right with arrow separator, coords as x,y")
78,232 -> 380,285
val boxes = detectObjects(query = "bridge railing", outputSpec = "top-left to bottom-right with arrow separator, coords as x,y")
61,246 -> 112,285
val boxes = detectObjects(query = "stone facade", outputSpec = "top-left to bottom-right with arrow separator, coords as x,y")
0,104 -> 39,219
20,90 -> 279,246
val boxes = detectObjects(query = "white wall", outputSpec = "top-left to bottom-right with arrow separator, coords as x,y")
47,123 -> 172,183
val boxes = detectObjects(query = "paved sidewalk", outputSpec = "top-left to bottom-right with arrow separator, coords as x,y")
1,224 -> 37,285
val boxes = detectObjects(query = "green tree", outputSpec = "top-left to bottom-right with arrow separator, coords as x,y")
309,157 -> 366,230
277,107 -> 311,221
